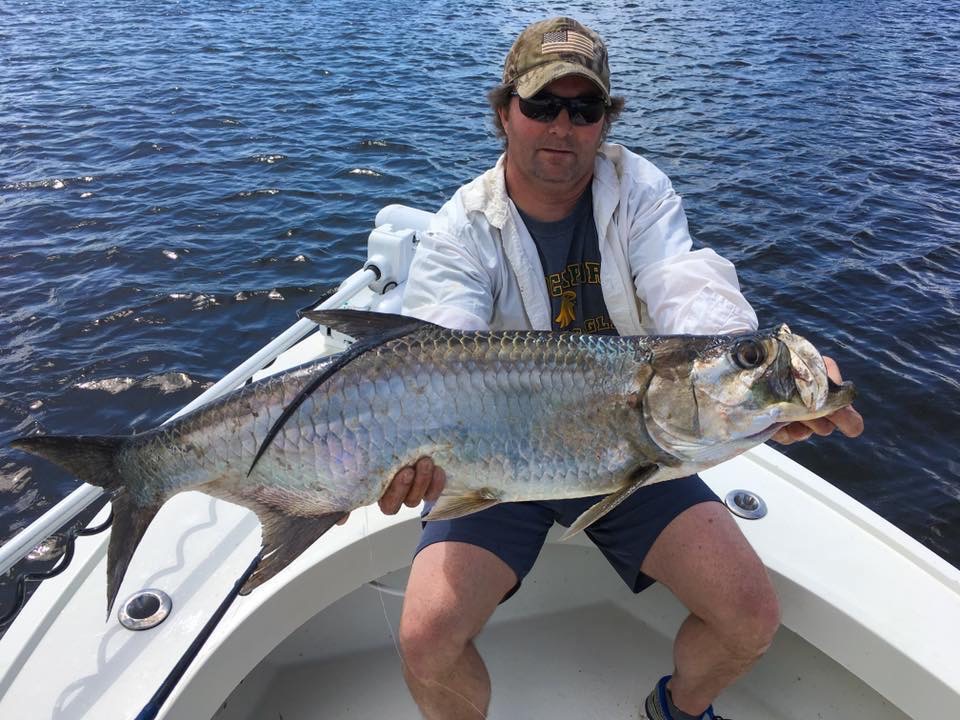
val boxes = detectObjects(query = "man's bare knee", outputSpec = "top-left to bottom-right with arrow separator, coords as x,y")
712,574 -> 781,662
398,541 -> 516,683
398,609 -> 472,682
644,502 -> 781,659
745,582 -> 781,656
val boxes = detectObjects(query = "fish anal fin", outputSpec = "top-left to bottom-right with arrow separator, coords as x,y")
424,490 -> 501,522
560,465 -> 662,541
240,508 -> 346,595
106,492 -> 162,617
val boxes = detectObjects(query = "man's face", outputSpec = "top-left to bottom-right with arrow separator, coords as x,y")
498,75 -> 606,193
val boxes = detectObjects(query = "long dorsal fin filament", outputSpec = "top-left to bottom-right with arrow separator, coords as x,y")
247,311 -> 433,476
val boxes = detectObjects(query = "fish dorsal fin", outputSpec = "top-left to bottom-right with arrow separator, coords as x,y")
239,506 -> 347,595
423,488 -> 502,522
301,309 -> 434,342
248,310 -> 431,476
560,465 -> 662,541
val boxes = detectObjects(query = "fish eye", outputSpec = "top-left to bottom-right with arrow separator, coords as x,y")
732,340 -> 766,369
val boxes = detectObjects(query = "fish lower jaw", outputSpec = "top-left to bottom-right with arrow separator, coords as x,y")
780,385 -> 855,424
747,422 -> 787,442
779,402 -> 846,424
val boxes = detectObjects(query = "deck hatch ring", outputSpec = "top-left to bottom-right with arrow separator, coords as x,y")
118,589 -> 172,631
725,490 -> 768,520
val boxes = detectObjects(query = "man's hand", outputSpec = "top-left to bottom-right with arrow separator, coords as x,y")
336,456 -> 447,525
771,356 -> 864,445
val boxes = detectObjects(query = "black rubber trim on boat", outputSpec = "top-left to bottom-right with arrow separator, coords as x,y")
134,552 -> 262,720
0,508 -> 113,629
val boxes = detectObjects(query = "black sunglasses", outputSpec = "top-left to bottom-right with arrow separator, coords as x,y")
513,92 -> 607,126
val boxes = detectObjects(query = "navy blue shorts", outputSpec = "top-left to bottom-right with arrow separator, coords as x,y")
415,475 -> 720,597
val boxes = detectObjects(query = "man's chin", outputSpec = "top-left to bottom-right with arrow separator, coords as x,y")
532,162 -> 585,185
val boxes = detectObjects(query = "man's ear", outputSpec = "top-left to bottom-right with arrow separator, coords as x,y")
497,104 -> 509,130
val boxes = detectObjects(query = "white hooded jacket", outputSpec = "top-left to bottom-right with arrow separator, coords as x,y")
402,143 -> 758,336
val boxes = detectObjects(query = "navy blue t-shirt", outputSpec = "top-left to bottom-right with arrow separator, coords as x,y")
516,189 -> 617,335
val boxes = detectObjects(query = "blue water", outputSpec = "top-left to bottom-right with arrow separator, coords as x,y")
2,0 -> 959,600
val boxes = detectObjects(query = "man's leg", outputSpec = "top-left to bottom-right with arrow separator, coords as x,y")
640,501 -> 781,716
398,540 -> 517,720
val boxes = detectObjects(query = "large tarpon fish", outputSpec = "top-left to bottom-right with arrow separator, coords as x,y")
12,310 -> 855,613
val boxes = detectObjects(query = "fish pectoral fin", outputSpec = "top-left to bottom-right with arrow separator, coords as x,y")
560,465 -> 663,541
423,490 -> 501,522
240,507 -> 347,596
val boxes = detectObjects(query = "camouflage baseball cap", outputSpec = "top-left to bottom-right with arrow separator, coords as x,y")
503,17 -> 610,103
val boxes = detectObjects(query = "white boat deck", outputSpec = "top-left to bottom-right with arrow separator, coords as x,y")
3,442 -> 956,719
212,546 -> 910,720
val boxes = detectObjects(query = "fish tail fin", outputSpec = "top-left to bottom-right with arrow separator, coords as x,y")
104,493 -> 162,616
12,434 -> 159,616
11,434 -> 127,490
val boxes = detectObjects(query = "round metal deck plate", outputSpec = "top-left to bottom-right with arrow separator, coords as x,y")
724,489 -> 768,520
118,589 -> 172,630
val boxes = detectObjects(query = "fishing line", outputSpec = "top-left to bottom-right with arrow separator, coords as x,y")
361,510 -> 403,662
362,509 -> 488,719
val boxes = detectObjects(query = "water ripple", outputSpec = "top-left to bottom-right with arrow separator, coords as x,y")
1,0 -> 959,571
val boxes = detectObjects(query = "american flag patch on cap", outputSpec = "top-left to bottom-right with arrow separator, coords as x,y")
541,29 -> 595,56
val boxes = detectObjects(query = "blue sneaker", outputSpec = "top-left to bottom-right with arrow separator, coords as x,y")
644,675 -> 729,719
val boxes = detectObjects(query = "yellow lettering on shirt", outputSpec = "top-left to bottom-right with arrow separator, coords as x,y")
584,262 -> 600,285
547,273 -> 564,297
546,262 -> 602,297
584,315 -> 614,333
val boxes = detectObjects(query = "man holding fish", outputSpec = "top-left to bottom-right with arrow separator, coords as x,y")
383,16 -> 864,720
12,15 -> 864,720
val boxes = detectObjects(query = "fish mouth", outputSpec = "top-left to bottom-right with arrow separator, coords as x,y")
747,379 -> 856,442
775,325 -> 857,421
820,376 -> 857,415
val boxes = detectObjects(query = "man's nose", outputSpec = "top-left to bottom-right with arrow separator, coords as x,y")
547,109 -> 574,135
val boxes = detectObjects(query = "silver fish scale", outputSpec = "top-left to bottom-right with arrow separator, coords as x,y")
113,361 -> 319,506
281,329 -> 652,510
120,329 -> 658,515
